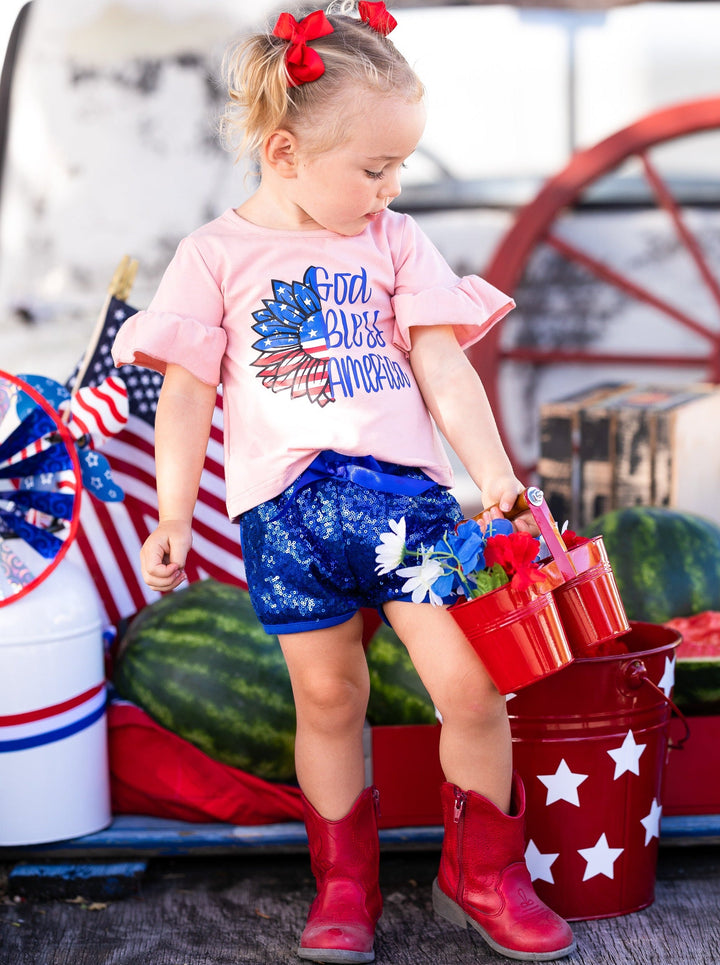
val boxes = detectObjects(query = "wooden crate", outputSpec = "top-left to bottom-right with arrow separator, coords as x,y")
538,383 -> 630,525
539,383 -> 720,528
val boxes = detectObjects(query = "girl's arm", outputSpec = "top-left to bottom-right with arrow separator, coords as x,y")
140,363 -> 218,591
409,324 -> 532,528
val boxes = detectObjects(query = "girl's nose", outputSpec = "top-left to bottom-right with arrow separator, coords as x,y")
380,170 -> 402,200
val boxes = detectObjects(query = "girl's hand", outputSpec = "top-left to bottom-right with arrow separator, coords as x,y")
140,519 -> 192,591
478,476 -> 539,535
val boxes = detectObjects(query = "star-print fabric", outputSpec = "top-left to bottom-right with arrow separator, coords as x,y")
508,625 -> 679,920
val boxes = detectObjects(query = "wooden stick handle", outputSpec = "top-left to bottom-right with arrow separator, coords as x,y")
474,487 -> 576,578
472,486 -> 545,522
69,256 -> 139,405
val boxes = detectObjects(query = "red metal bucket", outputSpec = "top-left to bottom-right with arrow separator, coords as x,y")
450,582 -> 574,695
508,622 -> 682,920
545,536 -> 630,656
475,488 -> 629,659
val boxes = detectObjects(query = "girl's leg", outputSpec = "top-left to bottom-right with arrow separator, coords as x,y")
279,613 -> 382,964
384,599 -> 512,812
278,611 -> 369,819
384,600 -> 575,961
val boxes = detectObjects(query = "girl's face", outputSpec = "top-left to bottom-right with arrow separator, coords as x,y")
288,92 -> 426,235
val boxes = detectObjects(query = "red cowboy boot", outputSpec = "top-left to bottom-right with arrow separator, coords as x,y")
433,773 -> 575,961
298,786 -> 383,963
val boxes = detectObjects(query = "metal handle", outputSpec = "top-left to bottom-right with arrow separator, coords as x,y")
472,486 -> 544,522
621,659 -> 691,750
642,676 -> 691,750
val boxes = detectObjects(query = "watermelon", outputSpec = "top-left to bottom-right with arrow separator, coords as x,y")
583,507 -> 720,624
665,610 -> 720,716
113,580 -> 436,783
113,580 -> 298,782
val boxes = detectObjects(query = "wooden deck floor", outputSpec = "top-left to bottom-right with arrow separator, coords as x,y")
1,842 -> 718,965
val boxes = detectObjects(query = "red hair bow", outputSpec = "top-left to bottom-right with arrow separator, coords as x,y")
358,1 -> 397,36
272,10 -> 334,88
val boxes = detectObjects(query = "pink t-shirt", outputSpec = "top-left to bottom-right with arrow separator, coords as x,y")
112,208 -> 514,518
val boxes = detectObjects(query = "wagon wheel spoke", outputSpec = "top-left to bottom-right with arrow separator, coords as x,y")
500,346 -> 709,368
639,151 -> 720,312
474,97 -> 720,479
543,232 -> 717,344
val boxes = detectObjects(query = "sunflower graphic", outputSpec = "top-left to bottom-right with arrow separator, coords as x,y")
251,269 -> 334,406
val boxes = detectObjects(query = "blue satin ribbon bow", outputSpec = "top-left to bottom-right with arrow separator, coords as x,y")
295,451 -> 435,496
269,451 -> 436,522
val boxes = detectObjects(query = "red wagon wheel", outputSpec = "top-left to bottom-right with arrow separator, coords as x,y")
469,96 -> 720,479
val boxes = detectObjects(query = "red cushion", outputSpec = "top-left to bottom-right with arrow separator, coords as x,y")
108,701 -> 303,825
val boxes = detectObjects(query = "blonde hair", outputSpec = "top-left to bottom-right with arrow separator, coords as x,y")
218,2 -> 423,162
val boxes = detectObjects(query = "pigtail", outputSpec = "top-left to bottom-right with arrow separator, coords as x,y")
219,34 -> 290,162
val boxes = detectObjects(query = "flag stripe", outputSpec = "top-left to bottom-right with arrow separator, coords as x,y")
109,450 -> 232,543
96,498 -> 153,615
67,297 -> 246,624
74,391 -> 115,438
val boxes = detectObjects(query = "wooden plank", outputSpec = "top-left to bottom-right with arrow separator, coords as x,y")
0,817 -> 450,860
664,388 -> 720,525
8,860 -> 147,900
538,382 -> 628,526
601,385 -> 718,514
0,813 -> 715,863
579,402 -> 618,526
560,382 -> 720,526
1,847 -> 719,964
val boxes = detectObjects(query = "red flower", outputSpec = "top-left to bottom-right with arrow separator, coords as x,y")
485,532 -> 544,591
562,529 -> 590,548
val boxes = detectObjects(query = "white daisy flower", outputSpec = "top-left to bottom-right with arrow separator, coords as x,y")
397,554 -> 445,606
375,517 -> 407,574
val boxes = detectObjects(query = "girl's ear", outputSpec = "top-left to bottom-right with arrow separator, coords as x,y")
264,129 -> 299,178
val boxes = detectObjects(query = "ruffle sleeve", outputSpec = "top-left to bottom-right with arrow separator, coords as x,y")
111,310 -> 227,385
111,235 -> 227,385
389,215 -> 515,353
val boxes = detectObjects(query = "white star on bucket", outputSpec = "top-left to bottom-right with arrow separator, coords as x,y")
640,798 -> 663,845
607,729 -> 647,779
658,656 -> 676,698
525,840 -> 560,884
578,833 -> 624,881
537,759 -> 588,807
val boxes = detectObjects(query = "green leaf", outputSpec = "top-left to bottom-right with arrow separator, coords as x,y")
469,564 -> 508,598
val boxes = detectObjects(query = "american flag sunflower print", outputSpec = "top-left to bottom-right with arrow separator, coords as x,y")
251,269 -> 333,406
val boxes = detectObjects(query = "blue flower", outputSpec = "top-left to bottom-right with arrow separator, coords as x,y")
430,571 -> 456,601
484,517 -> 514,538
449,519 -> 486,569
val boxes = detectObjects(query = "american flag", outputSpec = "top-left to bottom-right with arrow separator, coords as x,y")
66,295 -> 246,626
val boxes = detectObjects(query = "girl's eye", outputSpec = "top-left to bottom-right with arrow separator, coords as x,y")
365,170 -> 383,180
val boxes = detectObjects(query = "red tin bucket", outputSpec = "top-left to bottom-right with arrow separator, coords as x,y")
450,581 -> 574,695
472,488 -> 629,660
545,536 -> 630,656
508,622 -> 683,920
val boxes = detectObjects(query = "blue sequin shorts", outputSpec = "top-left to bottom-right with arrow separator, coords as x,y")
239,453 -> 463,635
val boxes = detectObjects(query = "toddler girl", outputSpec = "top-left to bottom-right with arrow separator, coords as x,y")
113,3 -> 575,961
